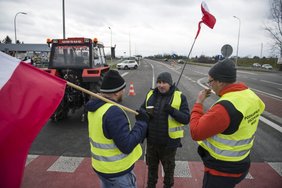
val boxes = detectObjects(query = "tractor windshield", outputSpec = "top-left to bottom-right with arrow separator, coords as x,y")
49,44 -> 91,69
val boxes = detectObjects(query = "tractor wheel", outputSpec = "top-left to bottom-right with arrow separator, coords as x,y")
51,98 -> 69,121
89,72 -> 105,93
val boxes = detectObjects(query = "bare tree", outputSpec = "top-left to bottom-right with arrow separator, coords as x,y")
265,0 -> 282,70
265,0 -> 282,54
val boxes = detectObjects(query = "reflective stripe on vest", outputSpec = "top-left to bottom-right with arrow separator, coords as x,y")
146,90 -> 184,139
198,89 -> 265,162
88,103 -> 142,173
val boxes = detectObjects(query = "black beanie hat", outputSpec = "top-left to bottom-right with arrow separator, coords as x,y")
100,70 -> 126,93
157,72 -> 173,85
208,59 -> 237,83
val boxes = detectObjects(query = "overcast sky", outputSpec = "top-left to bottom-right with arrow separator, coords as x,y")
0,0 -> 275,57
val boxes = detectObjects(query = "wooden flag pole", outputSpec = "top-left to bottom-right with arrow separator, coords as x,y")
66,81 -> 138,115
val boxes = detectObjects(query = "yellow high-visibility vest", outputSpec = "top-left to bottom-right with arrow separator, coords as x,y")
198,89 -> 265,161
88,103 -> 142,173
146,90 -> 184,139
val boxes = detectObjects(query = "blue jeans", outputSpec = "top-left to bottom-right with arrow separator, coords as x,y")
98,171 -> 137,188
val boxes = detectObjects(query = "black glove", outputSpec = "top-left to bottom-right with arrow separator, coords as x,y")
164,104 -> 174,114
135,110 -> 150,123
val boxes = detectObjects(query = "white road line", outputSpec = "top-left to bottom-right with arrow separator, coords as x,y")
193,70 -> 206,76
237,71 -> 256,75
251,87 -> 282,100
149,62 -> 155,88
47,156 -> 84,173
245,173 -> 254,179
260,116 -> 282,133
25,155 -> 39,166
268,162 -> 282,176
121,72 -> 129,77
261,79 -> 282,86
26,155 -> 281,178
197,77 -> 215,94
148,60 -> 197,83
161,161 -> 191,178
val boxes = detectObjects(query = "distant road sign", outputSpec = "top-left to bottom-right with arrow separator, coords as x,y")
221,44 -> 233,58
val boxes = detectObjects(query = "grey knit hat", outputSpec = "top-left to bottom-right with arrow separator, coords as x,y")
157,72 -> 173,85
208,59 -> 237,83
100,70 -> 126,93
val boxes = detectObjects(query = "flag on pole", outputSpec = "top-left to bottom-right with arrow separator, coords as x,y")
0,51 -> 66,188
195,1 -> 216,39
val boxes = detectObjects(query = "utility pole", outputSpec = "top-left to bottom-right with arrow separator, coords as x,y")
233,16 -> 241,66
260,43 -> 263,58
62,0 -> 66,39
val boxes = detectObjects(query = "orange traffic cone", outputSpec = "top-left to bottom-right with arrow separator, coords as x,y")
128,82 -> 136,96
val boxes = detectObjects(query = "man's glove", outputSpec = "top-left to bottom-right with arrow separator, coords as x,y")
164,104 -> 174,114
135,110 -> 150,123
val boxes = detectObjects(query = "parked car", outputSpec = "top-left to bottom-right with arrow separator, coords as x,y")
117,60 -> 138,70
177,59 -> 185,64
252,63 -> 261,68
262,64 -> 273,70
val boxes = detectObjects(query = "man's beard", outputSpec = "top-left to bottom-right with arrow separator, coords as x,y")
117,95 -> 123,102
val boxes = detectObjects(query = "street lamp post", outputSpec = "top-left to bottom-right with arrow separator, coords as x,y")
108,27 -> 112,48
63,0 -> 65,39
108,27 -> 112,61
14,12 -> 27,44
233,16 -> 241,66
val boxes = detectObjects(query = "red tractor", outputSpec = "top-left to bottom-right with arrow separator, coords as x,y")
44,37 -> 110,121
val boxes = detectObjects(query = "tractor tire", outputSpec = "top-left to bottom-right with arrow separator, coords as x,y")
51,99 -> 69,121
89,72 -> 105,94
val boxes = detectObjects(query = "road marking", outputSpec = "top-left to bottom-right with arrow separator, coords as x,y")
161,161 -> 191,178
245,173 -> 254,179
237,70 -> 256,75
26,155 -> 282,180
121,72 -> 129,77
260,116 -> 282,133
193,70 -> 206,76
47,156 -> 84,173
261,79 -> 282,86
149,62 -> 155,88
251,87 -> 282,101
25,155 -> 39,166
268,162 -> 282,176
148,60 -> 197,83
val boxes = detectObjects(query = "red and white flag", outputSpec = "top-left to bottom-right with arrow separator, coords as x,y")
195,1 -> 216,39
0,52 -> 66,188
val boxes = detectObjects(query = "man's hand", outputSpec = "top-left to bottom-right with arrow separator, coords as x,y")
196,89 -> 211,104
164,104 -> 174,114
135,110 -> 150,123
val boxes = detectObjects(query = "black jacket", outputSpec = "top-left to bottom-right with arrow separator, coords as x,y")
140,84 -> 190,148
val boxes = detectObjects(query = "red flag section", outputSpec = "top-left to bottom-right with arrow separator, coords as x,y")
195,1 -> 216,39
0,52 -> 66,188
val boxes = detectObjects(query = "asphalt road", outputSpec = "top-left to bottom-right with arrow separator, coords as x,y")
30,59 -> 282,163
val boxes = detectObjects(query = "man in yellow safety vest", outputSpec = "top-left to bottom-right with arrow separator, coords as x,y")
86,70 -> 149,187
190,59 -> 265,188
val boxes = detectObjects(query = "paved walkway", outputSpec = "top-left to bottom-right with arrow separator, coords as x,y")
22,155 -> 282,188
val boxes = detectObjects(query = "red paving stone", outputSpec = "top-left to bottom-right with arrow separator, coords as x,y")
256,92 -> 282,118
21,156 -> 282,188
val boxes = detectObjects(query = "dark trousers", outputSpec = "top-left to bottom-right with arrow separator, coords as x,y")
146,144 -> 177,188
202,170 -> 248,188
